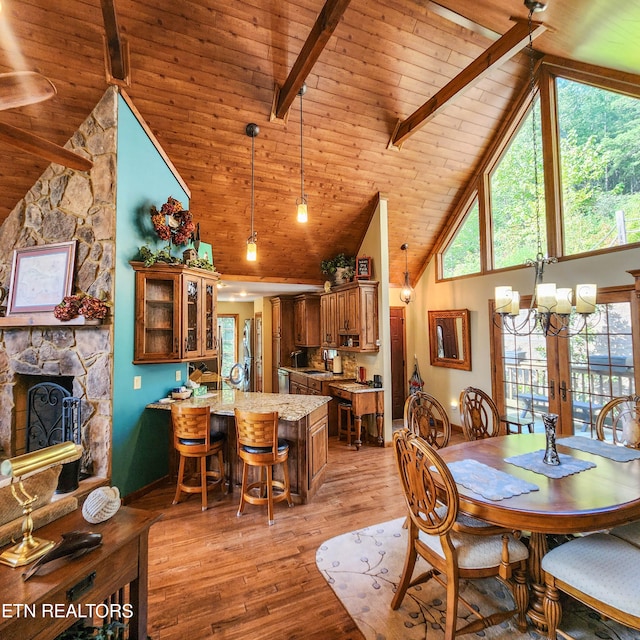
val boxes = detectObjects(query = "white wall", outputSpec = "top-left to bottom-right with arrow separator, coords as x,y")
405,246 -> 640,426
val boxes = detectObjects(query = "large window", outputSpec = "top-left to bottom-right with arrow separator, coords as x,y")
557,78 -> 640,255
442,200 -> 480,278
217,315 -> 237,377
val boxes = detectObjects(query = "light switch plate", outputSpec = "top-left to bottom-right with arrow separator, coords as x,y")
133,376 -> 142,390
175,370 -> 182,381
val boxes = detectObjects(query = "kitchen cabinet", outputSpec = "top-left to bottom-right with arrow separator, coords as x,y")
320,292 -> 338,348
131,262 -> 218,363
294,294 -> 320,347
321,280 -> 379,352
289,370 -> 323,395
271,296 -> 295,390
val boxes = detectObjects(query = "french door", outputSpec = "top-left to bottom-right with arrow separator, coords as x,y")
492,288 -> 637,436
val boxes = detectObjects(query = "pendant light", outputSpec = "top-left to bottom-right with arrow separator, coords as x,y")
246,123 -> 259,261
296,84 -> 308,223
400,243 -> 415,304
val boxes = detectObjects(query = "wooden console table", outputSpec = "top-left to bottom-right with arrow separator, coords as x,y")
0,506 -> 159,640
329,382 -> 384,449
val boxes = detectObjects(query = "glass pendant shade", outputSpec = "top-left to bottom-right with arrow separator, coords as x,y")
297,201 -> 308,223
400,243 -> 414,304
246,234 -> 257,262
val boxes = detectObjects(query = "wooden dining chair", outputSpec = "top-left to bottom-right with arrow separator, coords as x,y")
595,394 -> 640,447
403,391 -> 450,449
234,409 -> 293,525
391,429 -> 529,638
171,404 -> 226,511
542,532 -> 640,640
459,386 -> 505,441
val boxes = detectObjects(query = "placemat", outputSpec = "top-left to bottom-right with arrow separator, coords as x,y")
559,436 -> 640,462
505,450 -> 596,478
447,459 -> 539,501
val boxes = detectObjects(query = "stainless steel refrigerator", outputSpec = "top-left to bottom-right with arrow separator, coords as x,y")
242,318 -> 253,392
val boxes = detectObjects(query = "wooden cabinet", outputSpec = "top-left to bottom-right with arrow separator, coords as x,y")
294,294 -> 320,347
320,292 -> 338,348
321,280 -> 379,352
307,405 -> 329,494
131,262 -> 218,363
289,370 -> 322,395
271,296 -> 295,390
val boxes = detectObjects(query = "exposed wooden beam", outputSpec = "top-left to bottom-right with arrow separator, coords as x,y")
389,20 -> 547,149
271,0 -> 351,121
0,122 -> 93,171
100,0 -> 130,85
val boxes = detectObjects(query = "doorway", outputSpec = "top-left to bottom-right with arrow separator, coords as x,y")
390,306 -> 407,420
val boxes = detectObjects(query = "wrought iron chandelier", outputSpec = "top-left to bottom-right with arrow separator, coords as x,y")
494,0 -> 597,337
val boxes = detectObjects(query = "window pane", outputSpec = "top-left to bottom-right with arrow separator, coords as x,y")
557,78 -> 640,255
217,316 -> 237,377
490,101 -> 546,269
442,200 -> 480,278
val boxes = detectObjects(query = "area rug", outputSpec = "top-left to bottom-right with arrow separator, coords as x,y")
316,518 -> 640,640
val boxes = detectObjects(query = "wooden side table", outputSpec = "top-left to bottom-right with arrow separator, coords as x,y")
0,506 -> 160,640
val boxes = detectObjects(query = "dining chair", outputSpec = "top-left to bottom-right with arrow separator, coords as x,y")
595,394 -> 640,447
403,391 -> 450,449
234,409 -> 293,525
542,532 -> 640,640
459,386 -> 505,441
171,404 -> 226,511
391,429 -> 529,638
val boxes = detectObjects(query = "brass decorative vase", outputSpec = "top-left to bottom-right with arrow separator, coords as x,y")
542,413 -> 560,465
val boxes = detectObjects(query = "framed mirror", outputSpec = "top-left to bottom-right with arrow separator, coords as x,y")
428,309 -> 471,371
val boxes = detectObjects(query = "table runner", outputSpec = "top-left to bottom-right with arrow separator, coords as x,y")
505,450 -> 596,478
447,459 -> 539,501
559,436 -> 640,462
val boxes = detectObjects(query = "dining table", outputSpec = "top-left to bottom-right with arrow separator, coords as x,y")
437,433 -> 640,631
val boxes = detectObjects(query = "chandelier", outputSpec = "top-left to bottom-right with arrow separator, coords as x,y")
494,0 -> 597,338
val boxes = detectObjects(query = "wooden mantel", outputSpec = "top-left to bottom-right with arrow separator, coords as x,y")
0,313 -> 103,328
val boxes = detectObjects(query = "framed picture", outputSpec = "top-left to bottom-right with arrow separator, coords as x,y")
356,256 -> 372,280
7,241 -> 76,315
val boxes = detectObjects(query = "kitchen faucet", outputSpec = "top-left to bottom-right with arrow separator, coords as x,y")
290,350 -> 302,368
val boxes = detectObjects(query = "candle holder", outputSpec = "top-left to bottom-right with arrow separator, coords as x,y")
542,413 -> 560,465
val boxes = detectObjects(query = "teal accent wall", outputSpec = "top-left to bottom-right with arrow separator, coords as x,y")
112,95 -> 188,496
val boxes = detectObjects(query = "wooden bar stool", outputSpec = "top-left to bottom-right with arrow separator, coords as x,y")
171,404 -> 226,511
234,409 -> 293,525
338,401 -> 357,446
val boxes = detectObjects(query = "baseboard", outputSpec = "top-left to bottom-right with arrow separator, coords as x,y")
122,476 -> 169,505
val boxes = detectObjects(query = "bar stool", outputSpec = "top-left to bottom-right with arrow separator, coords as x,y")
171,404 -> 226,511
338,401 -> 357,446
234,409 -> 293,525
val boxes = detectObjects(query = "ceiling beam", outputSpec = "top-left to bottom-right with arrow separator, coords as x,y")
100,0 -> 130,85
389,20 -> 547,149
271,0 -> 351,121
0,122 -> 93,171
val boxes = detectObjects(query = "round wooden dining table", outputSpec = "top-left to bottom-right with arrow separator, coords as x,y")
438,433 -> 640,630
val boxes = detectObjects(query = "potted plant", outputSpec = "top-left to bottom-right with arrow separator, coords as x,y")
320,253 -> 355,285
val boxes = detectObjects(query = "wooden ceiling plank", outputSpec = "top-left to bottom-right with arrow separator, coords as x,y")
272,0 -> 352,121
0,121 -> 93,171
390,21 -> 546,148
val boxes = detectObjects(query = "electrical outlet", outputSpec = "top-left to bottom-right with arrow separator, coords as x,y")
133,376 -> 142,390
175,370 -> 182,382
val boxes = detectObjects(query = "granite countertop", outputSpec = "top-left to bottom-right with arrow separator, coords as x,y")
279,366 -> 355,382
329,381 -> 384,394
147,390 -> 331,422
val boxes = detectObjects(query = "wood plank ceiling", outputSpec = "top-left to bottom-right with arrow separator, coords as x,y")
0,0 -> 639,289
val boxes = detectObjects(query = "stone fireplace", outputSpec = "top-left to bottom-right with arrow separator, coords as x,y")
0,87 -> 117,481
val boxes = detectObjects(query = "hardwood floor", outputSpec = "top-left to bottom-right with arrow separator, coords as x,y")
130,435 -> 415,639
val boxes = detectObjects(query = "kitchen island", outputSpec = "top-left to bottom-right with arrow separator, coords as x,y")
147,391 -> 330,504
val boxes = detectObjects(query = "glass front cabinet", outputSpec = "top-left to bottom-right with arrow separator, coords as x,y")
132,262 -> 219,363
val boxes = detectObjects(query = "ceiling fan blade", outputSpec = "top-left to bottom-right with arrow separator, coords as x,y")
0,71 -> 57,111
0,121 -> 93,171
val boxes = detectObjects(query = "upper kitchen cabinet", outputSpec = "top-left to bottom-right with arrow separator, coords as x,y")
320,293 -> 338,348
322,281 -> 379,352
294,294 -> 320,347
131,262 -> 219,363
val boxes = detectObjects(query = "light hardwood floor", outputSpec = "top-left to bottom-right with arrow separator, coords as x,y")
130,433 -> 423,639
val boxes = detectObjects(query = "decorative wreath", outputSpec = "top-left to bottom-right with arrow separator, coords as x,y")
54,294 -> 109,321
150,196 -> 195,246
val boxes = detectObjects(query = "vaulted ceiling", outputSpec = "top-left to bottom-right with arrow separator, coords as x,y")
1,0 -> 639,292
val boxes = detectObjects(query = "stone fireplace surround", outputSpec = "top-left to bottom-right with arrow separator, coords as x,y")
0,87 -> 117,480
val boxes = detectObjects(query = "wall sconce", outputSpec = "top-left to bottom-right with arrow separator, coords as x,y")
0,441 -> 82,567
246,123 -> 259,261
296,84 -> 308,223
400,243 -> 415,304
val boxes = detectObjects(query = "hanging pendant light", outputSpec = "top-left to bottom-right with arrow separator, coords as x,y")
296,84 -> 308,223
246,123 -> 259,261
493,0 -> 597,337
400,243 -> 415,304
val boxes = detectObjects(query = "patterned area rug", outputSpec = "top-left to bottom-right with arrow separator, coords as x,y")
316,518 -> 640,640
